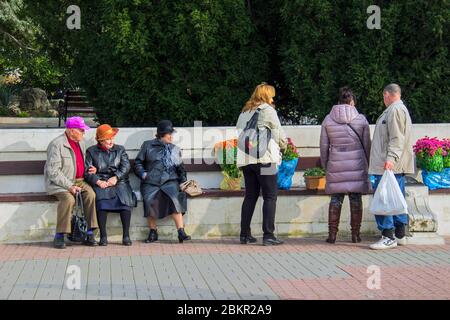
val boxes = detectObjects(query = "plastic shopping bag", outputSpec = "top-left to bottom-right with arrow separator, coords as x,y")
369,170 -> 408,216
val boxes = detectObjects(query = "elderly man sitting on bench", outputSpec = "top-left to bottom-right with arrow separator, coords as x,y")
44,116 -> 98,249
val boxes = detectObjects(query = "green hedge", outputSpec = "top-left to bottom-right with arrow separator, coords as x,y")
280,0 -> 449,123
19,0 -> 450,125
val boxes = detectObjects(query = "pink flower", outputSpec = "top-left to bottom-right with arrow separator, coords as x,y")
413,136 -> 445,157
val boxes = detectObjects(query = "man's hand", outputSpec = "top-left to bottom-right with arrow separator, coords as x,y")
88,166 -> 97,174
107,176 -> 118,187
384,161 -> 395,170
96,180 -> 108,189
68,185 -> 82,195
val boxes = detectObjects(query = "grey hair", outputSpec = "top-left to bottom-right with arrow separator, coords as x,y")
384,83 -> 401,95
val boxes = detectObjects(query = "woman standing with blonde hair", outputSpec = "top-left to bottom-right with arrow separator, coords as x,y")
236,83 -> 288,246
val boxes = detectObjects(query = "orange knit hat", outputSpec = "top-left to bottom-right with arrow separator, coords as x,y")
96,124 -> 119,141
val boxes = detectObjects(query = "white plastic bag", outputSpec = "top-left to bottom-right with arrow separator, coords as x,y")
369,170 -> 408,216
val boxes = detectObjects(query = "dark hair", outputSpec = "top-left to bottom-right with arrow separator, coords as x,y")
338,86 -> 356,105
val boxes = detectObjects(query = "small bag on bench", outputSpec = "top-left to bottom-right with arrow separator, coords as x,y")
180,180 -> 203,197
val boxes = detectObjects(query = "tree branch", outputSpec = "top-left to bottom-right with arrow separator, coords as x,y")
0,27 -> 37,52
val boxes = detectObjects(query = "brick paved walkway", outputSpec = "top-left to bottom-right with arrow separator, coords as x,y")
0,237 -> 449,300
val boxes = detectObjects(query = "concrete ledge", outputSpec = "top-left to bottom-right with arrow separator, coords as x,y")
401,232 -> 446,245
0,187 -> 332,203
0,193 -> 380,243
1,188 -> 449,243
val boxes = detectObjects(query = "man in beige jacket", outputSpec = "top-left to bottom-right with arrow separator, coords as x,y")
368,84 -> 414,250
44,116 -> 98,249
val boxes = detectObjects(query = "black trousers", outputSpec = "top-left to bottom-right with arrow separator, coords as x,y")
97,210 -> 131,238
240,163 -> 278,239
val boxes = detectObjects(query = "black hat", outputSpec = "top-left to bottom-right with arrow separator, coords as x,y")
156,120 -> 175,136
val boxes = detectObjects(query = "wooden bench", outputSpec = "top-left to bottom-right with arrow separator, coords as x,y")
3,157 -> 445,204
0,156 -> 325,202
0,157 -> 322,176
58,90 -> 95,127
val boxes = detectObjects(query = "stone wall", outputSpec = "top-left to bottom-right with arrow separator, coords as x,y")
1,125 -> 449,243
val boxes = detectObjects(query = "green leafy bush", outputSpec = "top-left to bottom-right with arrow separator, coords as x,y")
279,0 -> 449,124
26,0 -> 269,126
18,0 -> 450,126
304,167 -> 326,177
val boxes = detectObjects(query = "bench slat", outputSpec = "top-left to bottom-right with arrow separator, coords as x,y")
0,157 -> 321,175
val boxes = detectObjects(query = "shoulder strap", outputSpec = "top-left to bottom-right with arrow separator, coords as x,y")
74,191 -> 85,217
346,123 -> 367,157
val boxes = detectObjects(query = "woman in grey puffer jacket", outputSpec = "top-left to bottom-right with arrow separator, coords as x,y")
320,87 -> 371,244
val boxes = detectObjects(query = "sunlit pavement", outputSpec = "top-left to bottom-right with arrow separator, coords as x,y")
0,237 -> 449,300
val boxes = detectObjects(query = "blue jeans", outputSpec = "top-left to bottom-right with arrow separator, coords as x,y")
372,173 -> 408,232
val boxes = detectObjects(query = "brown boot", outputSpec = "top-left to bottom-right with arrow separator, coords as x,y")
326,202 -> 342,244
350,198 -> 363,243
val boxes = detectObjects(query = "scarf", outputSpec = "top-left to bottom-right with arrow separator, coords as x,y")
161,142 -> 181,172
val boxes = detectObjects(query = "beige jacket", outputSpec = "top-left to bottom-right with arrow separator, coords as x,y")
236,103 -> 288,167
44,133 -> 87,195
368,100 -> 414,175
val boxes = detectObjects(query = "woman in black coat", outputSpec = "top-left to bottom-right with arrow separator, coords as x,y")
85,124 -> 136,246
134,120 -> 191,243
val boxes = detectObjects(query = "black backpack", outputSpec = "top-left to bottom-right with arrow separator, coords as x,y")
237,107 -> 272,159
67,192 -> 88,242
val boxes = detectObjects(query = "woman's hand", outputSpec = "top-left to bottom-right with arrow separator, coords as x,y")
96,180 -> 108,189
107,176 -> 118,187
88,166 -> 97,174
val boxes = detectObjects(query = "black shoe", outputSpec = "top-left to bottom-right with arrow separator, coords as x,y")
83,233 -> 98,247
99,236 -> 108,246
53,236 -> 66,249
145,229 -> 158,243
122,236 -> 132,246
177,228 -> 191,243
240,235 -> 257,244
263,238 -> 284,246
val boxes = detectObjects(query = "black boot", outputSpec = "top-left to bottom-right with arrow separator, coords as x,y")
53,236 -> 66,249
99,236 -> 108,246
83,233 -> 98,247
240,235 -> 257,244
177,228 -> 191,243
145,229 -> 158,243
350,198 -> 363,243
122,236 -> 132,246
326,202 -> 342,244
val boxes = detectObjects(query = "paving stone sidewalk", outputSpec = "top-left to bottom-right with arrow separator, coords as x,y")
0,237 -> 449,300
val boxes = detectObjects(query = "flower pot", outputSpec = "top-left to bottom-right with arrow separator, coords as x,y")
220,172 -> 242,190
305,176 -> 326,190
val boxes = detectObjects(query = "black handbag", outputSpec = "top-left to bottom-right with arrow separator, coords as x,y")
67,192 -> 88,242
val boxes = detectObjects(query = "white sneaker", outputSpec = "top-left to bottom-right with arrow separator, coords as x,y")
369,236 -> 398,250
396,237 -> 408,246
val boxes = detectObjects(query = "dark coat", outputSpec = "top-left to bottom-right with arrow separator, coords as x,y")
320,104 -> 371,195
134,138 -> 187,218
85,144 -> 136,207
